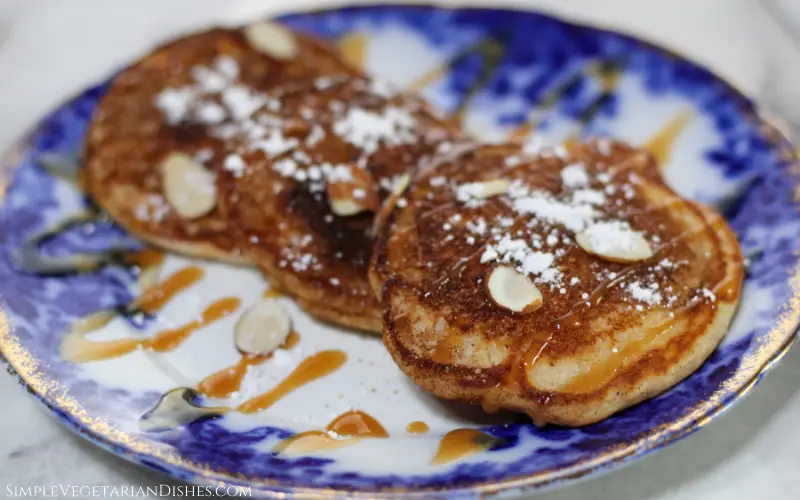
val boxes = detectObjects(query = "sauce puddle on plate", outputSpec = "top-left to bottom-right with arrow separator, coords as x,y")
406,421 -> 430,435
274,410 -> 388,456
432,429 -> 500,465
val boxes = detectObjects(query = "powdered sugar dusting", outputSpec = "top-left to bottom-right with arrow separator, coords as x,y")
627,281 -> 663,305
561,163 -> 589,189
579,221 -> 644,255
426,143 -> 693,308
332,106 -> 417,156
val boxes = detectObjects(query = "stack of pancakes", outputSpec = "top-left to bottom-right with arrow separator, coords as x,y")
85,22 -> 743,426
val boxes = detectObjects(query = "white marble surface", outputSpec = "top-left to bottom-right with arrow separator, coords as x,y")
1,0 -> 800,498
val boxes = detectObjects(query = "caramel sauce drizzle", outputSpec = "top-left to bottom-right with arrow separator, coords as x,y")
518,260 -> 722,395
561,317 -> 681,394
121,249 -> 166,269
336,32 -> 368,70
197,331 -> 299,398
406,421 -> 430,435
140,339 -> 349,432
273,410 -> 388,456
133,266 -> 204,314
525,210 -> 733,394
237,350 -> 347,414
493,267 -> 637,389
262,288 -> 284,299
407,65 -> 449,92
431,333 -> 461,364
148,298 -> 240,351
432,429 -> 499,465
62,297 -> 240,363
62,262 -> 209,363
644,109 -> 693,171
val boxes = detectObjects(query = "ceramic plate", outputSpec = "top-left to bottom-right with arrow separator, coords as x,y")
1,4 -> 798,499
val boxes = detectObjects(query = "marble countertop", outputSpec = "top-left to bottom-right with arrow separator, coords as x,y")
2,0 -> 800,498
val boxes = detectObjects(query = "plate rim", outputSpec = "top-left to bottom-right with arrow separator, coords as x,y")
1,2 -> 799,497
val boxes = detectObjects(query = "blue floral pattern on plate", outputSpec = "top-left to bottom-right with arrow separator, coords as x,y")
0,5 -> 798,498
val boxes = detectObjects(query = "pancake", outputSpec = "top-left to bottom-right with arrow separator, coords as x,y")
371,139 -> 743,426
84,23 -> 359,264
216,76 -> 460,331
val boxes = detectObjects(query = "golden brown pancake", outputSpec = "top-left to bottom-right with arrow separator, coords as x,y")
371,139 -> 743,426
84,24 -> 360,264
216,76 -> 460,331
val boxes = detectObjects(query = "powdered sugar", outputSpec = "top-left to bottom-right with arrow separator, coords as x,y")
579,221 -> 644,255
155,88 -> 197,125
155,56 -> 257,127
332,106 -> 417,156
561,163 -> 589,189
512,192 -> 598,232
253,130 -> 299,158
224,154 -> 246,177
435,143 -> 697,308
572,188 -> 606,206
627,281 -> 663,305
522,252 -> 555,275
456,182 -> 489,203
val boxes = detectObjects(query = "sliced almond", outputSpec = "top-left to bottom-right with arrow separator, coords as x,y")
392,173 -> 411,197
327,165 -> 380,216
372,173 -> 412,235
459,179 -> 511,201
244,21 -> 299,60
234,299 -> 292,356
160,152 -> 217,219
486,265 -> 543,313
576,222 -> 654,263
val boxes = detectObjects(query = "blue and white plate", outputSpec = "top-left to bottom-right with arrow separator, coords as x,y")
1,4 -> 798,499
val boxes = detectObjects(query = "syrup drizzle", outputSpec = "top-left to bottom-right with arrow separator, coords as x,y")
61,262 -> 205,363
644,109 -> 693,170
560,315 -> 682,394
336,32 -> 367,70
132,266 -> 204,314
273,410 -> 388,456
432,429 -> 499,465
521,263 -> 724,394
197,331 -> 299,398
262,288 -> 285,299
406,421 -> 430,435
407,65 -> 449,92
121,248 -> 166,269
237,350 -> 347,414
62,297 -> 240,363
141,346 -> 346,431
431,333 -> 461,364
